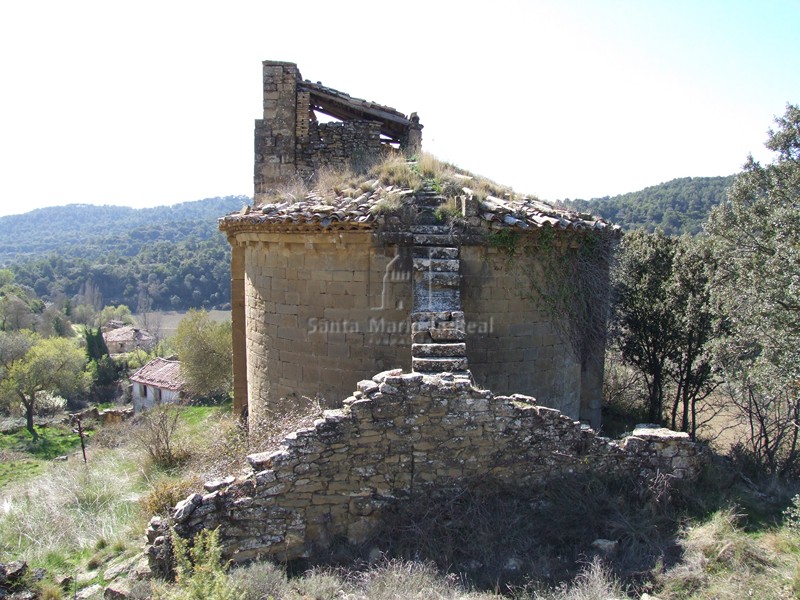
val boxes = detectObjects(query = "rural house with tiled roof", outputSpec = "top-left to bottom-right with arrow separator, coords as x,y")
130,357 -> 184,413
103,324 -> 155,356
219,61 -> 619,430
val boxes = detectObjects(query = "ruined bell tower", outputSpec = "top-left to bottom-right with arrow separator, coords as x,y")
254,60 -> 423,203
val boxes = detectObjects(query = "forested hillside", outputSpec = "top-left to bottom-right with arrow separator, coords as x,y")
0,196 -> 248,311
561,175 -> 735,235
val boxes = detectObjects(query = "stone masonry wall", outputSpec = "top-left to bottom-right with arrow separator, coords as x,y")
460,245 -> 583,419
254,62 -> 299,203
146,370 -> 707,568
231,230 -> 605,426
295,120 -> 383,181
239,230 -> 411,423
255,61 -> 403,204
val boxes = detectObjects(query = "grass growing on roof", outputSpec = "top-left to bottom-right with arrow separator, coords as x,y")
262,151 -> 532,214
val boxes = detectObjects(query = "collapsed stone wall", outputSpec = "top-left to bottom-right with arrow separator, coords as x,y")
146,370 -> 707,568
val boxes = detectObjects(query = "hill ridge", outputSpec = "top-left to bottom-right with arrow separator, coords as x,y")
559,174 -> 735,235
1,195 -> 249,312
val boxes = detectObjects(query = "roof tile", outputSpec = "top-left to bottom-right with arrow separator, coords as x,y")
130,358 -> 184,391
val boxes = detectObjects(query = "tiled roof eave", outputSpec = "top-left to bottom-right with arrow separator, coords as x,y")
129,377 -> 183,392
219,218 -> 376,235
218,187 -> 619,235
219,217 -> 619,239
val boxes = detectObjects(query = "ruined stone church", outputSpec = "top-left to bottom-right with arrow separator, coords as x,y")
220,60 -> 616,429
144,61 -> 704,569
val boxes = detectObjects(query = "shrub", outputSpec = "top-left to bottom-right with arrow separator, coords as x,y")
247,396 -> 324,456
33,392 -> 67,417
167,528 -> 237,600
140,476 -> 202,519
783,494 -> 800,531
133,404 -> 189,469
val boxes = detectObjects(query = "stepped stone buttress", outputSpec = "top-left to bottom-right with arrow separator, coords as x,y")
410,188 -> 469,376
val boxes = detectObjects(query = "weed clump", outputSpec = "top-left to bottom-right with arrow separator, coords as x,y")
133,405 -> 189,470
433,199 -> 463,224
370,196 -> 403,216
371,154 -> 422,190
140,476 -> 202,519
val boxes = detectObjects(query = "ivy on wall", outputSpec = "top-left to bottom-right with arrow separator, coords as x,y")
488,227 -> 618,368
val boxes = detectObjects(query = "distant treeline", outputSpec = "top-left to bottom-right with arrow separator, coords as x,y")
560,175 -> 735,235
0,196 -> 248,311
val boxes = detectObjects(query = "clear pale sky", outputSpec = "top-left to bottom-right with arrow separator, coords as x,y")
0,0 -> 797,218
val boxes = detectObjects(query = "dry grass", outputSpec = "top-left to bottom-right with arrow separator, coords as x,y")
169,553 -> 627,599
0,446 -> 144,566
4,394 -> 800,599
416,152 -> 449,179
139,475 -> 203,518
275,176 -> 310,204
272,151 -> 525,205
655,508 -> 800,599
313,165 -> 361,199
527,557 -> 628,600
371,154 -> 422,190
227,559 -> 503,600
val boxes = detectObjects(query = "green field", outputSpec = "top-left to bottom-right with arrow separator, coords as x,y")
132,309 -> 230,338
0,424 -> 88,488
